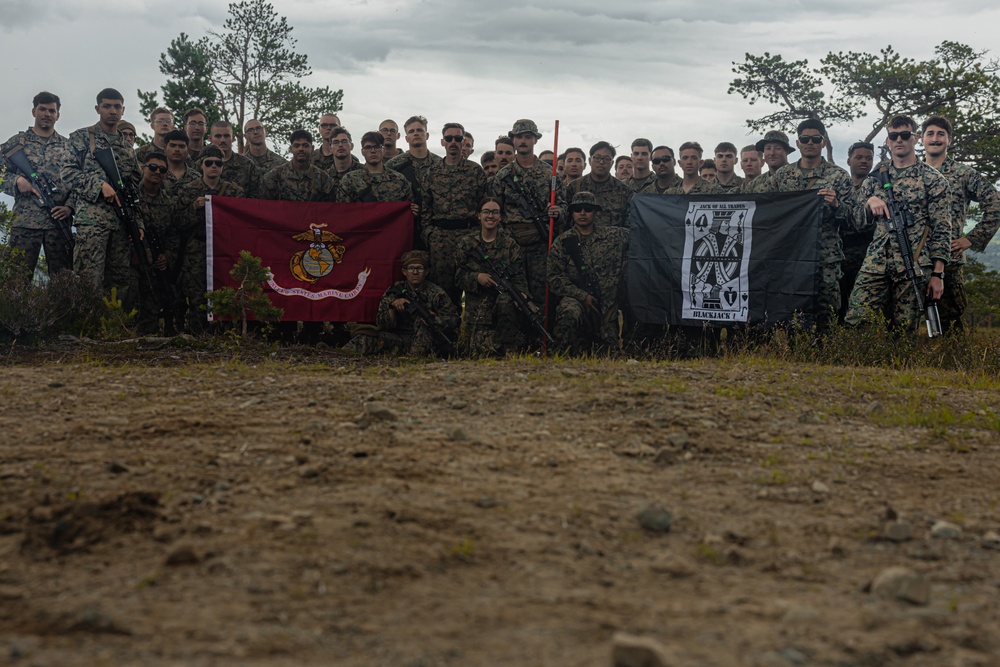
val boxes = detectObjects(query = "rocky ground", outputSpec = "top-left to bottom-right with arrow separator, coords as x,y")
1,343 -> 999,666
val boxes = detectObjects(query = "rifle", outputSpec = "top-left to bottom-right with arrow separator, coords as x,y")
562,235 -> 605,338
93,147 -> 175,319
875,167 -> 942,337
4,146 -> 75,249
468,243 -> 553,343
386,284 -> 455,352
501,171 -> 549,241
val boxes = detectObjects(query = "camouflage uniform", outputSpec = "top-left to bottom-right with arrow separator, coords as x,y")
638,174 -> 682,196
259,163 -> 333,202
770,158 -> 861,326
220,152 -> 260,198
568,175 -> 634,227
1,128 -> 74,278
663,178 -> 723,195
164,164 -> 202,194
136,142 -> 168,164
312,147 -> 336,173
747,171 -> 778,193
454,228 -> 531,355
172,179 -> 245,332
337,168 -> 414,203
327,156 -> 363,195
548,224 -> 628,352
839,180 -> 875,322
132,186 -> 178,333
929,156 -> 1000,330
246,148 -> 288,176
715,175 -> 745,193
420,158 -> 488,306
188,145 -> 205,163
59,124 -> 141,300
624,172 -> 656,193
846,162 -> 952,330
387,150 -> 444,249
491,158 -> 568,304
363,279 -> 459,356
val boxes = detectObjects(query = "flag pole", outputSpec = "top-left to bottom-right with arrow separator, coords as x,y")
543,119 -> 559,358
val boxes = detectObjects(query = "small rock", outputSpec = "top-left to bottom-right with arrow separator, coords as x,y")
884,522 -> 914,542
448,399 -> 467,410
666,432 -> 689,448
779,647 -> 809,665
637,504 -> 673,533
611,632 -> 673,667
165,545 -> 200,566
649,554 -> 696,578
810,481 -> 830,494
475,496 -> 498,509
870,566 -> 930,605
47,382 -> 65,388
364,403 -> 398,422
448,428 -> 469,441
108,460 -> 129,474
291,510 -> 314,526
625,359 -> 639,366
930,520 -> 962,539
653,448 -> 675,465
981,530 -> 1000,550
298,465 -> 321,479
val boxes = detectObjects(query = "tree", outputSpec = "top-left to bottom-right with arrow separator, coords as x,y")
138,33 -> 221,126
140,0 -> 343,153
207,250 -> 283,338
207,0 -> 342,152
730,42 -> 1000,179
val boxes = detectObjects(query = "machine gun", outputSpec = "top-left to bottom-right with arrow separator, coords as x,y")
875,167 -> 942,337
4,147 -> 74,249
93,147 -> 175,320
500,172 -> 549,241
386,284 -> 455,352
468,243 -> 554,343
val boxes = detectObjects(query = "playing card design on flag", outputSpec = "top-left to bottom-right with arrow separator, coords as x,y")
682,201 -> 754,322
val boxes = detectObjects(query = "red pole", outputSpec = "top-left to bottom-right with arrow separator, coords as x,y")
542,120 -> 559,358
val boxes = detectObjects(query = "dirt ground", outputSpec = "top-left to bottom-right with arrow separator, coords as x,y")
1,342 -> 999,667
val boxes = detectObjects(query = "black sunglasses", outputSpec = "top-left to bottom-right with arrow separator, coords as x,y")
887,131 -> 915,141
651,156 -> 674,165
798,135 -> 824,145
145,164 -> 168,173
442,135 -> 464,143
203,159 -> 223,167
570,205 -> 598,213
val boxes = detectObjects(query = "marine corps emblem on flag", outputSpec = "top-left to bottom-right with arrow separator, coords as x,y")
290,223 -> 346,284
681,201 -> 755,322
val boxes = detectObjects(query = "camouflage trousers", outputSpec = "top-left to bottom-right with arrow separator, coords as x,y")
73,221 -> 131,303
838,242 -> 869,323
177,237 -> 207,333
343,324 -> 448,357
131,266 -> 176,335
462,293 -> 526,355
423,226 -> 473,309
521,242 -> 548,307
937,264 -> 967,333
816,262 -> 842,331
845,267 -> 931,331
553,296 -> 619,354
7,226 -> 73,282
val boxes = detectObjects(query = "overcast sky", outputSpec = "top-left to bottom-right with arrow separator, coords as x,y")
2,0 -> 999,177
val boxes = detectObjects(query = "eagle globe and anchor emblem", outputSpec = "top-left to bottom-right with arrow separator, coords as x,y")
265,222 -> 371,300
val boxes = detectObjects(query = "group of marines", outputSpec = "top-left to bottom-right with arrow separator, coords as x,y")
2,87 -> 998,356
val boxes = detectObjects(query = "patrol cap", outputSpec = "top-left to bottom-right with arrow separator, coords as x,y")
568,191 -> 602,212
508,119 -> 542,139
400,249 -> 430,268
116,120 -> 137,134
755,130 -> 795,154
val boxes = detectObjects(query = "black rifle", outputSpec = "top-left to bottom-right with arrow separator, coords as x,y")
386,284 -> 455,352
468,243 -> 554,343
93,147 -> 175,319
562,235 -> 605,337
875,167 -> 942,337
500,171 -> 549,241
4,147 -> 75,249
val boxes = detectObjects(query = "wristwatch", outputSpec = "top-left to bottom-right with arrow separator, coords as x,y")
931,271 -> 944,279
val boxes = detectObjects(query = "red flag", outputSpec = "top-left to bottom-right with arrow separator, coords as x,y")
207,196 -> 413,322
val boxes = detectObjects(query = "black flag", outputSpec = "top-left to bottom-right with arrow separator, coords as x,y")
627,191 -> 823,327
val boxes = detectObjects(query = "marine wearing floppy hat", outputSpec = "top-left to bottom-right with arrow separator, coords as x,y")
749,130 -> 795,193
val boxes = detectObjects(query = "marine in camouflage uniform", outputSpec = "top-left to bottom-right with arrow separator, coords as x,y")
246,148 -> 287,175
347,251 -> 459,357
243,119 -> 288,176
420,123 -> 488,307
386,124 -> 443,249
1,95 -> 75,280
624,172 -> 656,193
259,162 -> 333,202
338,166 -> 413,203
220,152 -> 260,199
454,203 -> 531,355
566,142 -> 634,228
638,145 -> 682,200
921,116 -> 1000,332
547,192 -> 628,353
59,89 -> 142,302
491,119 -> 568,306
747,130 -> 794,194
132,156 -> 179,334
769,120 -> 861,328
663,178 -> 722,195
839,141 -> 877,322
846,118 -> 951,331
172,147 -> 245,333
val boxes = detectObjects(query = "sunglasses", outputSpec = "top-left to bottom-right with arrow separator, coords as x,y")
798,135 -> 824,145
145,164 -> 168,173
651,156 -> 674,165
887,131 -> 915,141
442,135 -> 464,143
203,159 -> 223,167
570,205 -> 598,213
